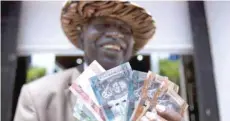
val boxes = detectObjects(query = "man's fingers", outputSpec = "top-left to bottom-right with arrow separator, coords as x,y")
140,105 -> 182,121
140,116 -> 150,121
156,104 -> 182,121
143,111 -> 167,121
145,111 -> 158,120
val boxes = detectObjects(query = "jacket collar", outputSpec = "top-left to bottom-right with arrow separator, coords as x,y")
70,64 -> 84,85
65,64 -> 84,115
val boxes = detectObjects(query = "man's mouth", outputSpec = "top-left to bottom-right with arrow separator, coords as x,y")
102,44 -> 122,52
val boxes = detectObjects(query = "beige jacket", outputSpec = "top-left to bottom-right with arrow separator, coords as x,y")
14,67 -> 82,121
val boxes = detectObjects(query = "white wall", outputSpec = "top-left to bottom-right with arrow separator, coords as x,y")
133,1 -> 193,54
17,1 -> 77,55
204,2 -> 230,121
17,1 -> 192,55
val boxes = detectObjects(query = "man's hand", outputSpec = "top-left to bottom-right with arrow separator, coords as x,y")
140,104 -> 182,121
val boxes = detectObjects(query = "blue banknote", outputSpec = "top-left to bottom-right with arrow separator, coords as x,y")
126,70 -> 147,121
90,62 -> 132,121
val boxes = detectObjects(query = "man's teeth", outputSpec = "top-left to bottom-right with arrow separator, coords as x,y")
103,44 -> 121,51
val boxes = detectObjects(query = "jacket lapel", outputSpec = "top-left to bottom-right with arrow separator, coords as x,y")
64,65 -> 84,116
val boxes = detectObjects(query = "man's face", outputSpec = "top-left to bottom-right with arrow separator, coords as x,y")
80,17 -> 134,70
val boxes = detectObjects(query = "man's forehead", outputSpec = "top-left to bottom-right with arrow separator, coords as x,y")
89,17 -> 130,27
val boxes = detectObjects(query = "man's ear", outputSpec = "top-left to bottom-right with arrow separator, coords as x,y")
77,32 -> 84,50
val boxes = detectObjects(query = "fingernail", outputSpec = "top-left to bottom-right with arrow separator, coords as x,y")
156,104 -> 166,113
146,111 -> 157,120
140,116 -> 149,121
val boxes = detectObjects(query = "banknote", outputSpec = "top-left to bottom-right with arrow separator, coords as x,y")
71,83 -> 106,121
130,71 -> 153,121
90,62 -> 132,121
127,70 -> 180,121
167,79 -> 179,93
141,89 -> 188,121
138,77 -> 180,121
148,74 -> 179,109
69,60 -> 106,106
139,89 -> 188,121
126,70 -> 147,121
157,89 -> 188,116
73,98 -> 97,121
131,71 -> 180,121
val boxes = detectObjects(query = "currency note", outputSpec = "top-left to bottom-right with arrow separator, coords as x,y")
71,83 -> 106,121
73,98 -> 97,121
167,79 -> 179,93
140,89 -> 188,121
90,62 -> 132,121
69,60 -> 106,106
127,71 -> 180,121
157,89 -> 188,116
131,72 -> 178,121
126,70 -> 147,121
130,71 -> 153,121
134,74 -> 179,121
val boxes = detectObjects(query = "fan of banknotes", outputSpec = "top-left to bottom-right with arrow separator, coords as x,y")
69,60 -> 188,121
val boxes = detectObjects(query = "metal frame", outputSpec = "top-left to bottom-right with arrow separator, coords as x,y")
1,2 -> 22,121
188,1 -> 220,121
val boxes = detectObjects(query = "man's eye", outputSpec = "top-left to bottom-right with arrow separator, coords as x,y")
95,24 -> 104,29
119,26 -> 131,34
95,24 -> 110,29
104,24 -> 110,28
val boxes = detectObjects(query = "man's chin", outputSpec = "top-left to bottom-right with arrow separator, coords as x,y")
98,58 -> 122,70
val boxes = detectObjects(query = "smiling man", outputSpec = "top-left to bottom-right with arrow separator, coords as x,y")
79,17 -> 134,70
14,1 -> 182,121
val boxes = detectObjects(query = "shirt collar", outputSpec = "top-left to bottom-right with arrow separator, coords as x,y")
83,62 -> 88,71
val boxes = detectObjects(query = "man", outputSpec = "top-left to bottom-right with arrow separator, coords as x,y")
14,1 -> 182,121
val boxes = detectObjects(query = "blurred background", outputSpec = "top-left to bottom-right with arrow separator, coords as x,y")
1,1 -> 230,121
